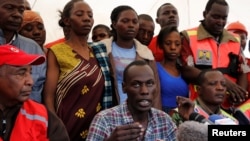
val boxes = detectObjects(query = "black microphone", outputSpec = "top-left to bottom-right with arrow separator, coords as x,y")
189,112 -> 214,125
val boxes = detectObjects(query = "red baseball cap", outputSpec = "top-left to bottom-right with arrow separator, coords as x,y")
0,44 -> 45,66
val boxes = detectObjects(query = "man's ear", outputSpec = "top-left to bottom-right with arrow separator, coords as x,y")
111,21 -> 117,30
202,11 -> 207,19
63,18 -> 70,26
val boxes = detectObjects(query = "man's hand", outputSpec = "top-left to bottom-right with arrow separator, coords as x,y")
105,122 -> 144,141
226,78 -> 248,105
177,96 -> 194,120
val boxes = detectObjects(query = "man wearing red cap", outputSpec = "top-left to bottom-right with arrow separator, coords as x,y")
0,0 -> 46,103
0,44 -> 69,141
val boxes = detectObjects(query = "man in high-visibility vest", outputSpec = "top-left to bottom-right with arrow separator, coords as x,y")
226,21 -> 250,119
180,0 -> 249,109
0,44 -> 69,141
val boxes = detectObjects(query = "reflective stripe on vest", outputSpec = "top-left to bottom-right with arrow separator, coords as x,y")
9,100 -> 48,141
20,108 -> 48,127
238,99 -> 250,113
186,27 -> 240,102
186,28 -> 240,70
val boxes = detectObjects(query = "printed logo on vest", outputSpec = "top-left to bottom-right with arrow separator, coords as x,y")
196,50 -> 212,65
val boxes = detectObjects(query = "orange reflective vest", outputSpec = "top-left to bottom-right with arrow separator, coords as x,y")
0,100 -> 49,141
186,27 -> 240,102
238,99 -> 250,120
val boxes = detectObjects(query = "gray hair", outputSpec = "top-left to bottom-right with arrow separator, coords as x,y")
177,121 -> 208,141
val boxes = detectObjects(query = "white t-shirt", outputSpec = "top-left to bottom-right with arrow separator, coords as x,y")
112,42 -> 136,104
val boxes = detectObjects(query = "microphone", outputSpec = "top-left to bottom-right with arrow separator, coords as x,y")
208,114 -> 224,123
189,112 -> 214,125
208,114 -> 237,125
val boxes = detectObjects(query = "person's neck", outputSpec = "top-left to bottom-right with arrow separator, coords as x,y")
3,30 -> 15,43
129,108 -> 148,141
131,111 -> 149,132
197,98 -> 221,115
202,22 -> 221,41
115,38 -> 134,49
161,59 -> 177,67
66,34 -> 89,49
128,105 -> 149,123
0,101 -> 22,112
132,112 -> 148,122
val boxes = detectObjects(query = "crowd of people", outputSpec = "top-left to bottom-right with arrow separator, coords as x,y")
0,0 -> 250,140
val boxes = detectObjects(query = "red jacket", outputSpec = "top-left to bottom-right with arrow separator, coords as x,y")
148,36 -> 164,62
0,100 -> 49,141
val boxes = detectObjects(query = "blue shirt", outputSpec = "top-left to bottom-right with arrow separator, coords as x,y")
157,62 -> 189,108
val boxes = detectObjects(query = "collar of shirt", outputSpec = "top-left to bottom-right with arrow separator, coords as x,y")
0,28 -> 17,45
197,24 -> 239,43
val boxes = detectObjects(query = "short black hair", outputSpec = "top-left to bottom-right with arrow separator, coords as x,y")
204,0 -> 228,12
156,3 -> 174,17
197,69 -> 221,85
138,14 -> 154,22
92,24 -> 112,37
123,60 -> 151,83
